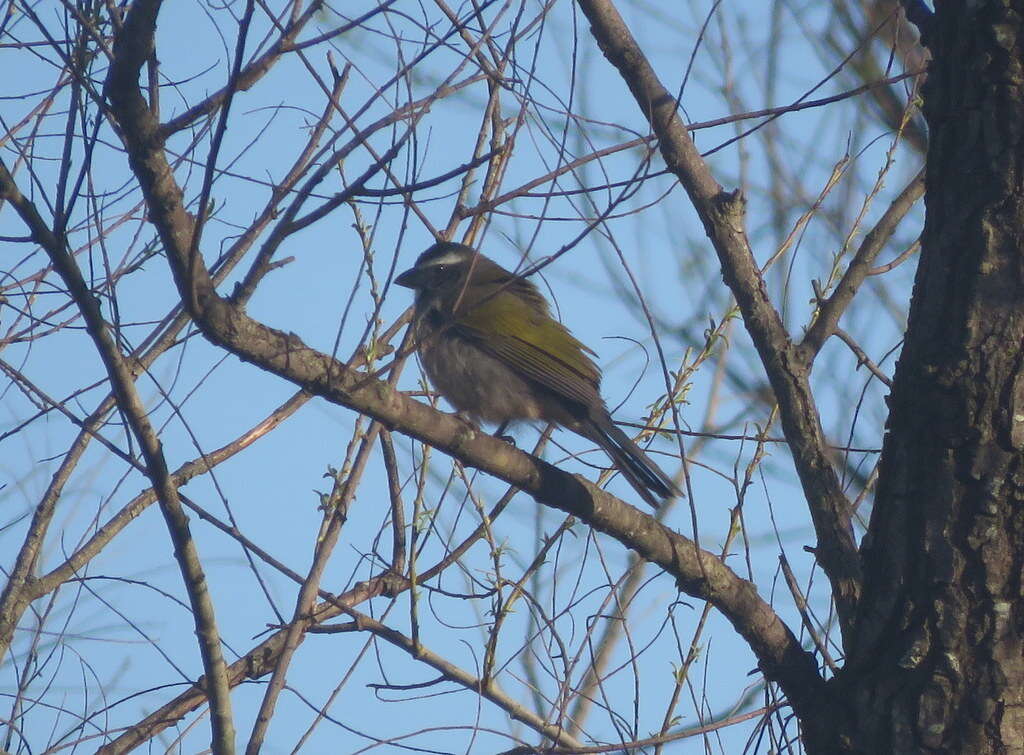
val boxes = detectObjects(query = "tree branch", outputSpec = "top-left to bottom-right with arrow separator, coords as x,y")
800,167 -> 925,359
575,0 -> 863,639
0,155 -> 236,755
101,0 -> 826,725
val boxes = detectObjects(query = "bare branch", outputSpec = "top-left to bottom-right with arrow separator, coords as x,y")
575,0 -> 862,639
0,156 -> 237,754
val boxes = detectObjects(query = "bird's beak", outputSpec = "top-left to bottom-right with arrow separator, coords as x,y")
394,266 -> 421,289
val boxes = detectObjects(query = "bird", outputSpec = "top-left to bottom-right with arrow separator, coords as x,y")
394,240 -> 679,508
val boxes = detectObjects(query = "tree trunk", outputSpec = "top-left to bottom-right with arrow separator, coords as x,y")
812,3 -> 1024,752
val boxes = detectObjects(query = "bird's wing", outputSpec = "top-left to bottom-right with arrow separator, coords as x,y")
453,289 -> 601,409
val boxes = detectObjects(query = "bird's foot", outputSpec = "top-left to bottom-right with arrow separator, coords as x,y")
493,420 -> 517,446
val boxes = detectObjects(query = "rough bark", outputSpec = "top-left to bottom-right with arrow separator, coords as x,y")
813,3 -> 1024,752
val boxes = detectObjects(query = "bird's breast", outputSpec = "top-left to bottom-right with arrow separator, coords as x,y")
416,324 -> 545,424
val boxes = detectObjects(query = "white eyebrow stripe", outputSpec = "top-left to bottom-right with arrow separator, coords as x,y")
422,250 -> 467,267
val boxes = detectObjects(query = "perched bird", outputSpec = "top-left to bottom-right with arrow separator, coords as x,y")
395,241 -> 679,508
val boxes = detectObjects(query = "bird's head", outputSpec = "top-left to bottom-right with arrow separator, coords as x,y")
396,241 -> 512,309
396,241 -> 483,291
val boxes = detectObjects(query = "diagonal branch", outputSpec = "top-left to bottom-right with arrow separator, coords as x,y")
575,0 -> 863,639
102,0 -> 826,727
0,156 -> 236,755
111,155 -> 826,729
800,167 -> 925,359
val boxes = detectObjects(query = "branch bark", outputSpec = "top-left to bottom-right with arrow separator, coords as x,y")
574,0 -> 863,638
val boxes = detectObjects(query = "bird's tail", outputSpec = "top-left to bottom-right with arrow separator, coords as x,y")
584,414 -> 680,509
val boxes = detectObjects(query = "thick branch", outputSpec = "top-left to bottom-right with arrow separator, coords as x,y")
181,281 -> 827,714
101,0 -> 826,725
101,80 -> 825,742
575,0 -> 862,637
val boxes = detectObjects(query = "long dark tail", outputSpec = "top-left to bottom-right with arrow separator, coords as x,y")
584,413 -> 680,509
